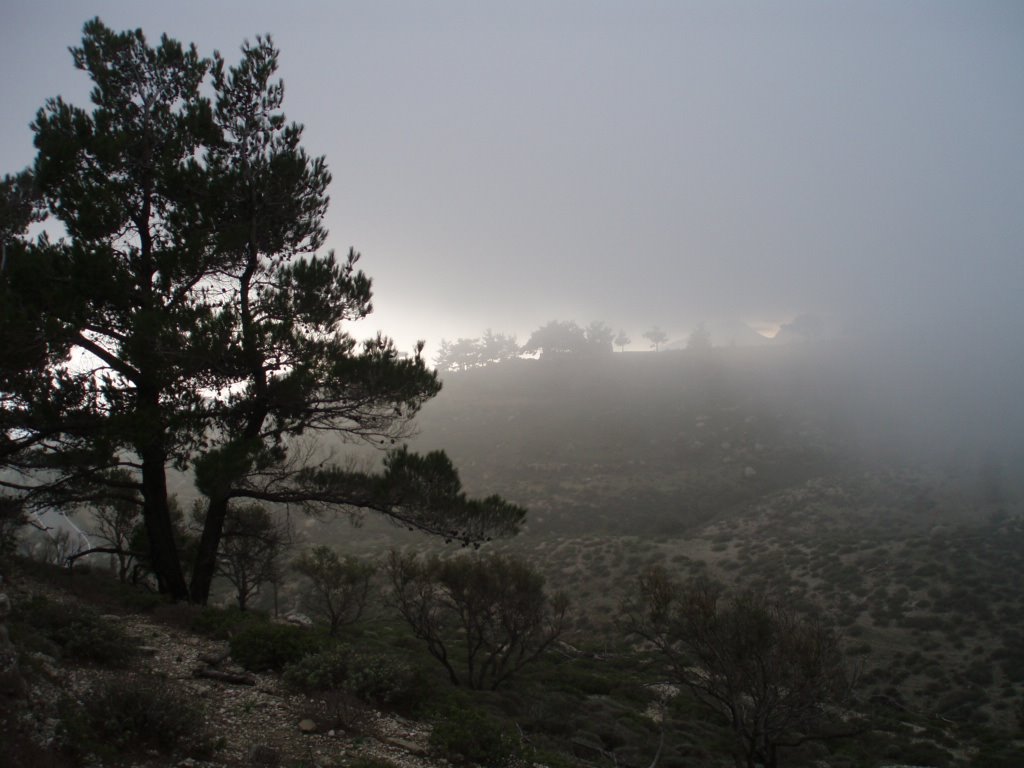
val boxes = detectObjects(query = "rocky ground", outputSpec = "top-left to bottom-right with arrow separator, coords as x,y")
0,571 -> 445,768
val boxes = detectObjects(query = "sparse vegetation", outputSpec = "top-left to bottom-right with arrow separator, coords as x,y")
293,546 -> 376,635
0,8 -> 1022,768
429,703 -> 521,766
12,594 -> 135,666
59,675 -> 214,761
388,550 -> 568,689
229,621 -> 325,672
625,569 -> 859,768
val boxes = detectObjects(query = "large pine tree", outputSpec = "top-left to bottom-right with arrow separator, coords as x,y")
1,19 -> 523,602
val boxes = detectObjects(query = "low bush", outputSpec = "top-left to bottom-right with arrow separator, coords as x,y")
884,740 -> 954,768
283,646 -> 429,714
190,604 -> 268,639
53,618 -> 135,665
229,622 -> 324,672
59,675 -> 214,759
14,595 -> 134,666
345,651 -> 429,713
283,645 -> 351,692
430,705 -> 521,767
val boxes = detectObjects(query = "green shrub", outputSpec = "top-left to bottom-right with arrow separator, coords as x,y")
15,595 -> 134,666
885,740 -> 954,768
974,743 -> 1024,768
283,645 -> 351,692
190,605 -> 267,639
229,622 -> 324,672
430,705 -> 520,767
283,646 -> 428,714
293,547 -> 375,636
346,651 -> 428,713
60,675 -> 213,759
53,618 -> 135,665
552,668 -> 614,696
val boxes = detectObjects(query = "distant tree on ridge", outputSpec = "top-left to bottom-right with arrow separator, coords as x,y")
643,326 -> 669,351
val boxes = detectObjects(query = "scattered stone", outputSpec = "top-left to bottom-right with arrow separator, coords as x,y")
382,735 -> 429,757
298,718 -> 318,734
199,648 -> 231,667
193,667 -> 257,686
284,611 -> 313,627
27,652 -> 59,679
744,466 -> 757,478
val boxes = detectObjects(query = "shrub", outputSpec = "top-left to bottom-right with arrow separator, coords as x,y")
229,622 -> 324,672
15,595 -> 134,666
283,645 -> 352,692
389,550 -> 568,689
885,740 -> 954,768
293,547 -> 375,636
283,646 -> 428,714
935,688 -> 985,720
0,494 -> 27,559
430,705 -> 520,767
346,651 -> 428,713
60,675 -> 213,759
53,618 -> 135,665
190,604 -> 267,639
623,569 -> 856,768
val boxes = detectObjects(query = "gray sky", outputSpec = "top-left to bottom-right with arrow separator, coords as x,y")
2,1 -> 1022,354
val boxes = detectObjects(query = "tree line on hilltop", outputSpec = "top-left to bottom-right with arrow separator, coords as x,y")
434,320 -> 716,372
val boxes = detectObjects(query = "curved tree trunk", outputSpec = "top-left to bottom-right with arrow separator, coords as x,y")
189,493 -> 230,605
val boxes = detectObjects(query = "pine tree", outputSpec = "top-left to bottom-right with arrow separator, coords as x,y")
1,20 -> 524,602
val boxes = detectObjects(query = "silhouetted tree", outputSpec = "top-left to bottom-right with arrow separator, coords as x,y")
434,330 -> 518,372
775,313 -> 824,343
624,568 -> 858,768
643,326 -> 669,351
480,329 -> 519,365
90,484 -> 143,583
450,337 -> 484,371
584,321 -> 615,354
523,320 -> 615,358
293,546 -> 375,636
0,20 -> 524,602
686,322 -> 712,353
522,320 -> 588,357
213,502 -> 291,611
388,551 -> 568,689
0,495 -> 27,559
614,329 -> 631,352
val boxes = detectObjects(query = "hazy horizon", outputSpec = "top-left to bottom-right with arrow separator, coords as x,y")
3,3 -> 1022,351
3,2 -> 1022,463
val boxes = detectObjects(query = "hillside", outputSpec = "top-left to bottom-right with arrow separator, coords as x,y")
409,346 -> 1011,536
5,345 -> 1023,767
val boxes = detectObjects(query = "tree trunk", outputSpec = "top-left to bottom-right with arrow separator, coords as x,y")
140,445 -> 189,600
189,493 -> 230,605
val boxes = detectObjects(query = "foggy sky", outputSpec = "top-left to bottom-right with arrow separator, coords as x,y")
2,1 -> 1022,355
